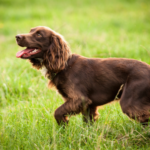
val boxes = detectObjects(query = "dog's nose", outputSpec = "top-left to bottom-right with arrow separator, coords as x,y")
15,34 -> 23,41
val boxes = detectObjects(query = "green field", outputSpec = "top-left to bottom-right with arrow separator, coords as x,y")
0,0 -> 150,149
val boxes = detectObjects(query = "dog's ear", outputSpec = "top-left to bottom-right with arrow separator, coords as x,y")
43,33 -> 71,73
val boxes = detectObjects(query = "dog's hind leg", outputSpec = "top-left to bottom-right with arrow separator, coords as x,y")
121,103 -> 150,126
120,79 -> 150,126
82,106 -> 99,123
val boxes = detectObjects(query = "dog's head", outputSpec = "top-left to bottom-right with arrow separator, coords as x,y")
16,26 -> 71,73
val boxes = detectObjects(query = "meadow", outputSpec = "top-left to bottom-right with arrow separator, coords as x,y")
0,0 -> 150,149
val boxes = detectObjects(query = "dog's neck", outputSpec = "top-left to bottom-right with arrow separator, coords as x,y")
40,65 -> 56,79
40,65 -> 48,77
33,58 -> 57,80
36,58 -> 43,62
31,55 -> 72,80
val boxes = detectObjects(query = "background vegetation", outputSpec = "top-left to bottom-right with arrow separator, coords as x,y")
0,0 -> 150,149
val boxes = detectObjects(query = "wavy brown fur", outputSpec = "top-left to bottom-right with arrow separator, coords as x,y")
16,26 -> 150,126
43,32 -> 71,79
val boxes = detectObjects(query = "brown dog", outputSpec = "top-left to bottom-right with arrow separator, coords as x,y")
16,26 -> 150,125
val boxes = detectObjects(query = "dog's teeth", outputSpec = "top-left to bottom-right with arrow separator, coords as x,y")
29,49 -> 39,54
31,49 -> 38,53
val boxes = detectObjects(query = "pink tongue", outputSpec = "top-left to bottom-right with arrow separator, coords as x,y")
16,48 -> 35,58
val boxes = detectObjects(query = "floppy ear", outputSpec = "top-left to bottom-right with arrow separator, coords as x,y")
43,32 -> 71,74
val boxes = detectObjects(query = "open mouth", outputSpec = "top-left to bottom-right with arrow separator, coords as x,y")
16,47 -> 41,58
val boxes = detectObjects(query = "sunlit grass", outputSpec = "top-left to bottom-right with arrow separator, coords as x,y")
0,0 -> 150,149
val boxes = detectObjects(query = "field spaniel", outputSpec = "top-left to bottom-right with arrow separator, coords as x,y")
16,26 -> 150,126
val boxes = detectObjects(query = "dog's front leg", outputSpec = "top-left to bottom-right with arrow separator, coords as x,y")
54,102 -> 70,125
54,98 -> 92,125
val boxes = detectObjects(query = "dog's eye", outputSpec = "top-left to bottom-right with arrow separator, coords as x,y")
36,33 -> 42,37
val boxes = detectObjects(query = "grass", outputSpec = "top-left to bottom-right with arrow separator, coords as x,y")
0,0 -> 150,149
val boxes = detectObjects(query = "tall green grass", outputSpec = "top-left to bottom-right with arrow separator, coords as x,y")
0,0 -> 150,149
